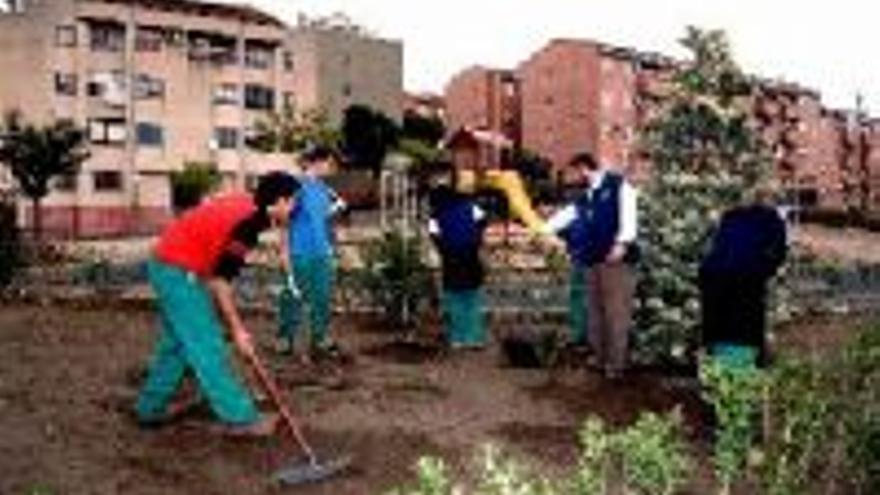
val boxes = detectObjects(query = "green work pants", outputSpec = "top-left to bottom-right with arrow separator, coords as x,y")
442,289 -> 486,346
277,255 -> 335,347
136,258 -> 259,425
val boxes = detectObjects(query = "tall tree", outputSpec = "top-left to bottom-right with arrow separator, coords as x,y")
0,111 -> 89,241
635,27 -> 771,365
401,109 -> 445,146
169,161 -> 221,213
342,104 -> 400,177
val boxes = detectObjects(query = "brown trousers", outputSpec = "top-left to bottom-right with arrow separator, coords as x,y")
586,262 -> 636,374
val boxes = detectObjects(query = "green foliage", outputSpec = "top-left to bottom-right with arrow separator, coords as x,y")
699,355 -> 766,492
402,110 -> 446,147
250,105 -> 342,154
389,413 -> 689,495
355,229 -> 433,331
0,199 -> 22,287
343,104 -> 400,176
759,357 -> 834,495
571,418 -> 612,495
387,457 -> 456,495
170,161 -> 221,212
616,411 -> 691,495
634,27 -> 771,365
0,111 -> 89,239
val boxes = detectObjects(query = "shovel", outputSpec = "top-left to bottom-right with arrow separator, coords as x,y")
243,345 -> 352,486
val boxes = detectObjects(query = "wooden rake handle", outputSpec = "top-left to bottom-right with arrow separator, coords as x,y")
243,348 -> 318,464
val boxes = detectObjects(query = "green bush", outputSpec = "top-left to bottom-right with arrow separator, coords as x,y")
354,229 -> 434,331
389,412 -> 690,495
634,28 -> 771,366
699,355 -> 766,493
170,161 -> 220,213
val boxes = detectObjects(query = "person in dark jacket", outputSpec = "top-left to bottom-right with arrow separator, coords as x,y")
427,162 -> 489,349
699,189 -> 788,366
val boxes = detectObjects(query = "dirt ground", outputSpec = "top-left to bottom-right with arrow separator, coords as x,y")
0,302 -> 863,495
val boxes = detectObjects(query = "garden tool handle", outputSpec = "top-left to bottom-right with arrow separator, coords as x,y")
243,347 -> 318,464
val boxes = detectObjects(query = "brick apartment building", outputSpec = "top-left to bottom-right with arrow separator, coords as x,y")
447,39 -> 673,183
444,37 -> 877,215
443,65 -> 519,168
0,0 -> 402,237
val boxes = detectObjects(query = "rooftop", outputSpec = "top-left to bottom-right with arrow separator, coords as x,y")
83,0 -> 284,26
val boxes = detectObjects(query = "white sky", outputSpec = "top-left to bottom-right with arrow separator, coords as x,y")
228,0 -> 878,112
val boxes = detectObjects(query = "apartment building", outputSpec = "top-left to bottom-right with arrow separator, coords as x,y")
287,13 -> 403,126
0,1 -> 403,237
444,66 -> 520,152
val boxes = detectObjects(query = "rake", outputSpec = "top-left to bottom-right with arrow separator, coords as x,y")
244,346 -> 352,486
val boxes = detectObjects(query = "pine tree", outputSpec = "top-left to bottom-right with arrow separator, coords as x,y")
634,27 -> 772,365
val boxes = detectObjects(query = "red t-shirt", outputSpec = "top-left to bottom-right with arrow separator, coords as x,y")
154,194 -> 257,277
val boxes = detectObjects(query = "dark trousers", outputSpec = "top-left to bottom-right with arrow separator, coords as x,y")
587,262 -> 636,374
699,272 -> 769,365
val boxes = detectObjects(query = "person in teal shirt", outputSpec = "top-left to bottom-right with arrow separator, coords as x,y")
277,145 -> 345,359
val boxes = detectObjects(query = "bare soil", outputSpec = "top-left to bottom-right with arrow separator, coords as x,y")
0,303 -> 863,495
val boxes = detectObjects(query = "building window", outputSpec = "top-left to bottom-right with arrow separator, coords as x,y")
135,26 -> 163,52
93,171 -> 123,192
282,51 -> 294,72
244,42 -> 274,70
54,173 -> 78,192
244,84 -> 274,110
54,73 -> 78,96
89,118 -> 127,145
214,127 -> 239,150
134,74 -> 164,99
282,91 -> 295,109
55,25 -> 77,48
136,122 -> 164,147
342,83 -> 352,97
90,23 -> 125,52
213,83 -> 239,105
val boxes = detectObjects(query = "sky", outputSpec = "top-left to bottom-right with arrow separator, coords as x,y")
225,0 -> 877,112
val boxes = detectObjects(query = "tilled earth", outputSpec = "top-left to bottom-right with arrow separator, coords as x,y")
0,302 -> 858,494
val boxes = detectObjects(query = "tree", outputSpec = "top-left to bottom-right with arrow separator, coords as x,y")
634,27 -> 771,365
401,110 -> 445,146
342,104 -> 400,177
0,111 -> 89,241
249,105 -> 341,154
169,161 -> 221,213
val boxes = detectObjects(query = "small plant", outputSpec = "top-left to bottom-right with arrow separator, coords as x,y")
699,354 -> 766,494
355,228 -> 434,331
759,357 -> 833,495
475,444 -> 560,495
571,417 -> 612,495
388,456 -> 457,495
617,410 -> 691,495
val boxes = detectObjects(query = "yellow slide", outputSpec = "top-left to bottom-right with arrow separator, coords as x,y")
457,169 -> 547,234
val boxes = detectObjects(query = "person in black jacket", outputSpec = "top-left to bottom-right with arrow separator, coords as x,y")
427,161 -> 489,349
699,188 -> 788,366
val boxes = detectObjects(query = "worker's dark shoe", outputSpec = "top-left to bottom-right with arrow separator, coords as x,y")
216,413 -> 279,438
136,396 -> 204,429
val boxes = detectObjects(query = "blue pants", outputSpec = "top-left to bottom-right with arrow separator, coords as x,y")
442,289 -> 486,346
136,259 -> 259,425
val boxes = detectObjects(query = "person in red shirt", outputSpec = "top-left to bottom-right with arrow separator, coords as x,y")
136,172 -> 299,436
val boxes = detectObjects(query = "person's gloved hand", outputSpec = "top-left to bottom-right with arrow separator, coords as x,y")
286,273 -> 302,299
